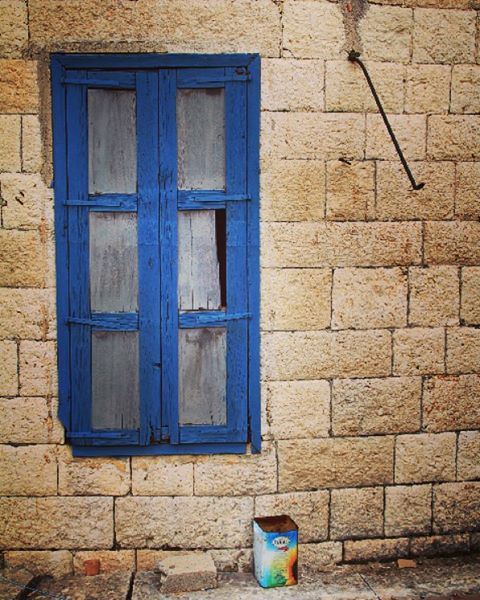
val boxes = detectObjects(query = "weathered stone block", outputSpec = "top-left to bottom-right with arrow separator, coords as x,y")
428,116 -> 480,160
0,340 -> 17,395
451,64 -> 480,113
395,433 -> 456,483
262,330 -> 391,380
326,161 -> 375,221
0,59 -> 38,113
332,377 -> 421,436
409,533 -> 470,557
1,173 -> 50,229
332,267 -> 407,329
4,550 -> 73,577
0,230 -> 47,287
137,548 -> 252,574
447,327 -> 480,374
405,0 -> 472,6
0,1 -> 27,57
359,4 -> 413,63
156,552 -> 217,594
366,114 -> 426,160
0,497 -> 114,549
73,550 -> 135,575
461,267 -> 480,324
0,397 -> 63,444
434,482 -> 480,533
457,431 -> 480,481
330,487 -> 384,540
22,115 -> 43,172
0,288 -> 55,341
0,444 -> 57,496
299,542 -> 342,571
455,163 -> 480,220
424,375 -> 480,432
343,538 -> 409,563
115,496 -> 253,548
405,64 -> 451,114
426,221 -> 480,266
261,268 -> 331,331
255,490 -> 329,543
19,340 -> 57,396
262,59 -> 324,111
393,328 -> 445,376
132,456 -> 194,496
0,114 -> 20,171
385,485 -> 432,536
409,266 -> 459,327
413,8 -> 476,64
278,436 -> 394,491
264,380 -> 330,439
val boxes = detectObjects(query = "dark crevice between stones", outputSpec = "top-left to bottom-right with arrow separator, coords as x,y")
126,571 -> 135,600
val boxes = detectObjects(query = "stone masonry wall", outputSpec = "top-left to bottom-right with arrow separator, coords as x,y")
0,0 -> 480,576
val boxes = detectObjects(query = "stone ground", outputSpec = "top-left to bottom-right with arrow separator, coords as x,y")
0,555 -> 479,600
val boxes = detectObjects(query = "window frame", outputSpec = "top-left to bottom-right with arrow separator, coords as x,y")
51,53 -> 261,457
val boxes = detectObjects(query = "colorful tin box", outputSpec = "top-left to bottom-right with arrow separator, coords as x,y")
253,515 -> 298,588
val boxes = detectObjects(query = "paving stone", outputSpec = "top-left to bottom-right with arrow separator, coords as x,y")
156,552 -> 217,594
0,567 -> 35,600
29,572 -> 132,600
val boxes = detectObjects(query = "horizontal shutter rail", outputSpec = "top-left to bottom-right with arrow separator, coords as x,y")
179,311 -> 251,328
68,431 -> 134,439
178,191 -> 251,210
67,313 -> 138,330
177,75 -> 249,88
62,73 -> 136,88
63,194 -> 138,211
68,430 -> 139,446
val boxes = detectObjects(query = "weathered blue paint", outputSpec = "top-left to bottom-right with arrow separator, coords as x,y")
179,311 -> 251,328
54,53 -> 258,69
64,195 -> 138,211
73,442 -> 247,457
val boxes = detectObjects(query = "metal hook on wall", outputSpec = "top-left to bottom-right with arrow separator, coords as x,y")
348,50 -> 425,191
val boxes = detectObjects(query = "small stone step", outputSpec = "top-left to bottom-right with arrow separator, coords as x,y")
155,552 -> 218,594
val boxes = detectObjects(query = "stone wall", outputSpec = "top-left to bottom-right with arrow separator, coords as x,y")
0,0 -> 479,576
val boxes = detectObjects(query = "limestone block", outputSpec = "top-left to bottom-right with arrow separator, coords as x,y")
0,340 -> 17,395
455,163 -> 480,219
359,4 -> 413,63
376,161 -> 454,220
0,397 -> 63,444
132,456 -> 194,496
428,115 -> 480,160
426,221 -> 480,266
461,267 -> 480,324
209,548 -> 252,573
299,542 -> 342,571
282,1 -> 344,59
4,550 -> 73,577
332,377 -> 421,436
115,496 -> 253,548
0,497 -> 114,549
255,490 -> 329,543
326,161 -> 375,221
405,64 -> 451,114
264,380 -> 330,439
409,534 -> 470,557
447,327 -> 480,374
395,432 -> 456,483
433,482 -> 480,533
451,65 -> 480,113
385,485 -> 432,536
0,288 -> 55,340
0,230 -> 47,287
261,222 -> 422,268
19,340 -> 57,396
194,443 -> 276,496
0,59 -> 38,113
424,374 -> 480,432
413,8 -> 476,63
0,444 -> 57,496
457,431 -> 480,480
1,173 -> 50,229
405,0 -> 472,6
156,552 -> 217,594
136,550 -> 190,572
0,114 -> 20,171
73,550 -> 135,575
261,268 -> 331,331
262,330 -> 391,380
393,328 -> 445,376
343,538 -> 409,563
409,266 -> 459,326
22,115 -> 43,172
0,1 -> 27,57
332,267 -> 407,329
278,436 -> 394,491
330,487 -> 384,540
366,114 -> 426,160
262,59 -> 324,111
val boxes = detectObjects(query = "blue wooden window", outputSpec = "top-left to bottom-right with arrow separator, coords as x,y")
51,54 -> 260,456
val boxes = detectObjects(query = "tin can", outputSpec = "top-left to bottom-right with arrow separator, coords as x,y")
253,515 -> 298,588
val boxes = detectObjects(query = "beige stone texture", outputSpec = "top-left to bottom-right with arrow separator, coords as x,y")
424,374 -> 480,432
376,161 -> 454,220
405,0 -> 472,6
19,340 -> 57,396
434,482 -> 480,533
261,268 -> 331,331
132,456 -> 194,496
262,113 -> 364,160
332,377 -> 421,436
447,327 -> 480,374
260,159 -> 324,222
29,0 -> 281,56
0,397 -> 63,444
300,542 -> 342,571
451,65 -> 480,113
366,114 -> 426,160
262,59 -> 324,112
0,59 -> 38,113
0,288 -> 55,341
255,490 -> 329,543
58,448 -> 130,496
278,436 -> 394,491
194,443 -> 276,496
1,173 -> 50,229
428,115 -> 480,160
264,380 -> 330,440
262,222 -> 422,268
359,5 -> 413,63
0,114 -> 20,171
343,538 -> 409,563
0,340 -> 17,395
73,550 -> 135,575
0,1 -> 27,57
410,534 -> 470,557
332,267 -> 407,329
0,444 -> 57,496
4,550 -> 73,577
115,496 -> 253,548
393,328 -> 445,376
0,497 -> 114,549
457,431 -> 480,480
425,221 -> 480,266
409,266 -> 460,327
139,548 -> 253,574
262,330 -> 391,381
395,432 -> 456,483
330,487 -> 384,540
385,485 -> 432,536
455,163 -> 480,220
413,8 -> 476,63
461,267 -> 480,324
22,115 -> 43,173
405,64 -> 451,114
136,549 -> 190,572
326,161 -> 375,221
325,61 -> 405,113
0,229 -> 47,287
282,1 -> 344,59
